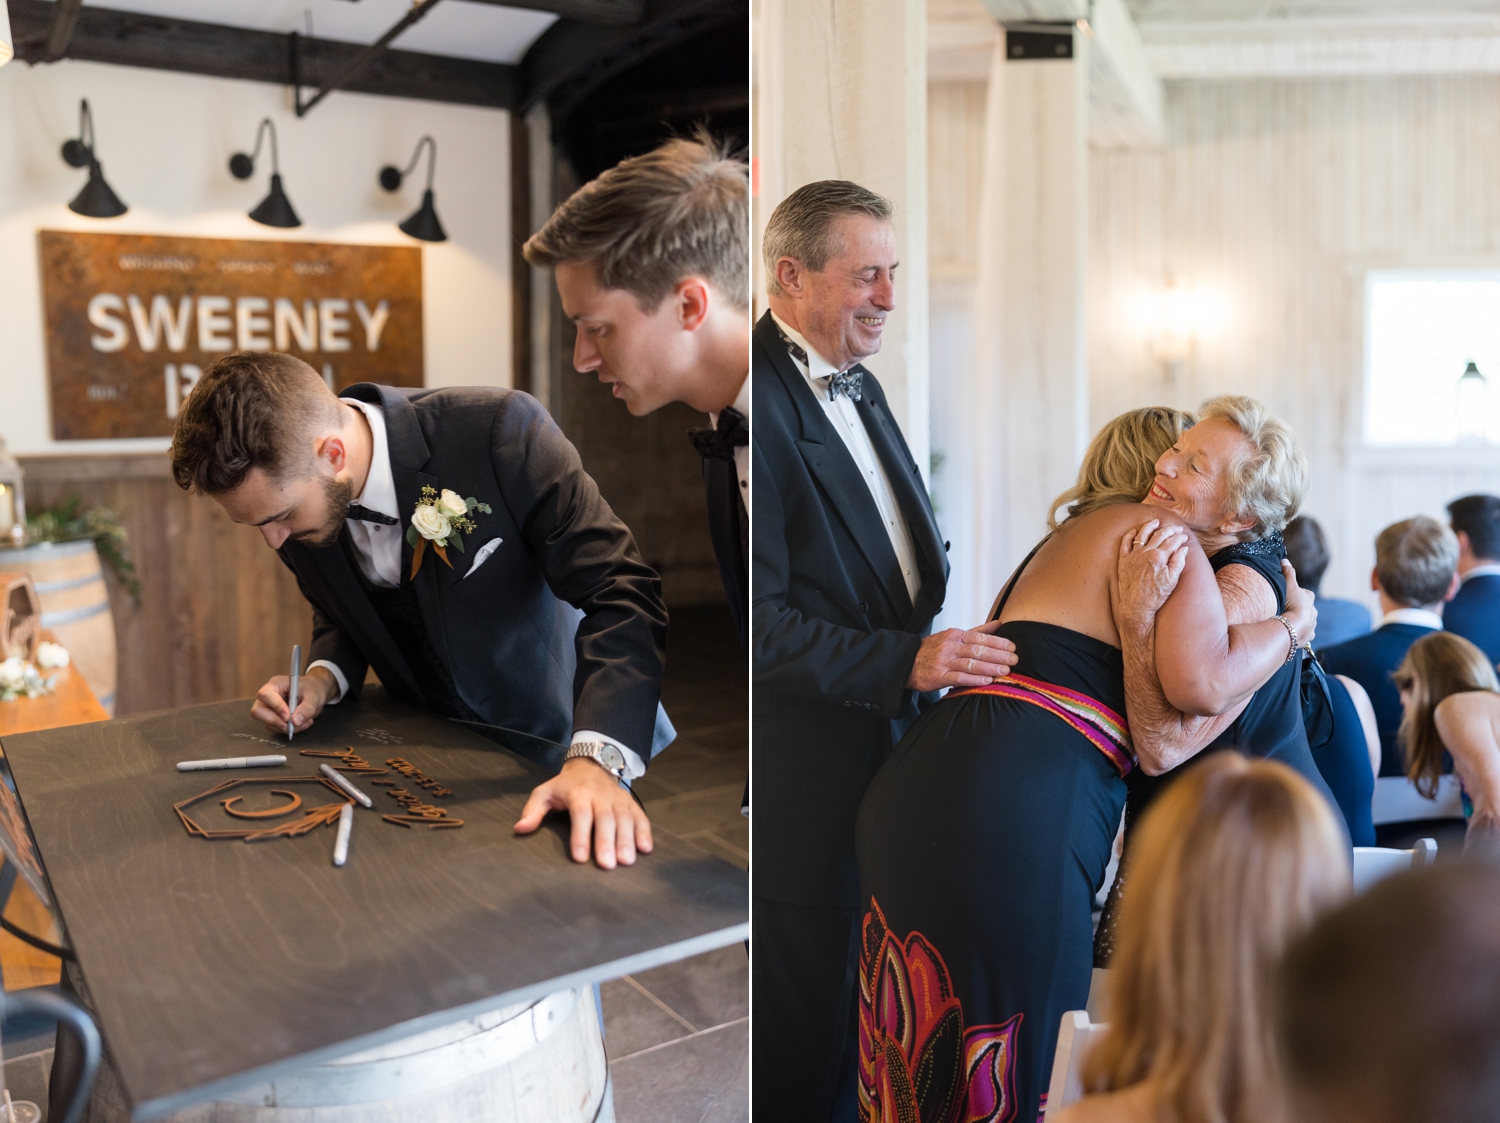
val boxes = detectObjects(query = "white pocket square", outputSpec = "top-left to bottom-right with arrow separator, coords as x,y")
463,537 -> 503,579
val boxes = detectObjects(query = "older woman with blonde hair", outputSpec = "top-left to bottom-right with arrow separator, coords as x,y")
1393,631 -> 1500,858
1055,752 -> 1349,1123
856,400 -> 1321,1123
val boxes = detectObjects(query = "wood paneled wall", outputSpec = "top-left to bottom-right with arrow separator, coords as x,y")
17,455 -> 312,718
928,73 -> 1500,616
1090,75 -> 1500,605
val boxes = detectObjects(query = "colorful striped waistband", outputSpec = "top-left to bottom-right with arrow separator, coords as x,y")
948,673 -> 1135,778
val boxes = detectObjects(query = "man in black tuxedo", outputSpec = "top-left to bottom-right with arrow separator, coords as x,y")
1321,515 -> 1459,777
521,133 -> 750,649
1446,494 -> 1500,664
752,181 -> 1018,1121
169,352 -> 667,869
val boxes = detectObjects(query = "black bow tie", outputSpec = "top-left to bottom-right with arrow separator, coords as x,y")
688,407 -> 748,462
347,503 -> 398,526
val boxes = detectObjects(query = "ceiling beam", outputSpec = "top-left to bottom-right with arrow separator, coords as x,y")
8,0 -> 518,110
41,0 -> 83,63
294,0 -> 445,116
980,0 -> 1163,148
520,0 -> 739,121
464,0 -> 647,28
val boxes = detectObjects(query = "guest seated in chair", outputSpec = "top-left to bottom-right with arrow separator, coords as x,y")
1445,494 -> 1500,664
1285,515 -> 1371,648
1320,516 -> 1460,777
1279,863 -> 1500,1123
1393,631 -> 1500,860
1056,753 -> 1348,1123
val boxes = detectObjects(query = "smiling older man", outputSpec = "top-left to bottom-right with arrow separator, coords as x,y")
751,181 -> 1018,1122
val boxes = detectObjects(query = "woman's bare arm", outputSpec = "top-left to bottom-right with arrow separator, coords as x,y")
1118,560 -> 1271,775
1113,520 -> 1315,717
1335,674 -> 1381,782
1434,693 -> 1500,825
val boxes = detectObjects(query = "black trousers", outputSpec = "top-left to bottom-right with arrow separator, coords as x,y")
752,897 -> 861,1123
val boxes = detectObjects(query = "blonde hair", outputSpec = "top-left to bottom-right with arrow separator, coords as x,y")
1047,407 -> 1197,530
1083,754 -> 1349,1123
1199,395 -> 1309,541
1394,632 -> 1499,798
1375,516 -> 1459,608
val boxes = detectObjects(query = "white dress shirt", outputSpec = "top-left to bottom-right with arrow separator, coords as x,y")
1378,607 -> 1445,630
308,398 -> 645,778
770,312 -> 921,604
1460,563 -> 1500,585
710,375 -> 750,513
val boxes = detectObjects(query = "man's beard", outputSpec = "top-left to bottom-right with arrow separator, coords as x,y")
299,475 -> 355,548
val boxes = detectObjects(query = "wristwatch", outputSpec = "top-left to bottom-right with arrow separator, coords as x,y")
565,739 -> 628,781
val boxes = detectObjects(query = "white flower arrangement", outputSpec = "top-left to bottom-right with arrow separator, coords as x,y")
405,485 -> 492,579
37,641 -> 70,669
0,657 -> 57,702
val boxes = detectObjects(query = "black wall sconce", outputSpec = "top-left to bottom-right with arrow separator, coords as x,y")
229,119 -> 301,228
60,100 -> 127,218
379,136 -> 446,243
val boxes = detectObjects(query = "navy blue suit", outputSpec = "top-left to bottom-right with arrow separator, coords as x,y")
1444,573 -> 1500,665
1319,623 -> 1439,777
1314,596 -> 1371,649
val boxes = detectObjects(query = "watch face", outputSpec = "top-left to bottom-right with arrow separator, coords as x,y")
598,744 -> 625,772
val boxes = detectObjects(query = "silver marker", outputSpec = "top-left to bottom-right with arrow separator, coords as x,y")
319,763 -> 373,808
177,755 -> 286,772
287,644 -> 302,740
333,803 -> 353,867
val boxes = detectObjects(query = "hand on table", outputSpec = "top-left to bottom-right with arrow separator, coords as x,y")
249,666 -> 335,737
1117,519 -> 1190,629
906,619 -> 1018,692
514,758 -> 653,870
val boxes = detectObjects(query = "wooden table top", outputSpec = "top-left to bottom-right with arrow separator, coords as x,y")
0,663 -> 109,739
0,689 -> 747,1118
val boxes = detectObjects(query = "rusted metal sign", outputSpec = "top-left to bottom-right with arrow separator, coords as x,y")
38,231 -> 424,440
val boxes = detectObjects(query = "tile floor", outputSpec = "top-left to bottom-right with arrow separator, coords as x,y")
607,603 -> 748,1123
0,603 -> 749,1122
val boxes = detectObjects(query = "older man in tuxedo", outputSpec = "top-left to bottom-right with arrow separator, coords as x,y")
752,181 -> 1017,1121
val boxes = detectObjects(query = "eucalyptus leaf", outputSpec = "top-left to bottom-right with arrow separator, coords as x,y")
405,525 -> 420,548
450,533 -> 466,553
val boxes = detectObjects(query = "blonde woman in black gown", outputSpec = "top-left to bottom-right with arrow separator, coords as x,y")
855,406 -> 1317,1123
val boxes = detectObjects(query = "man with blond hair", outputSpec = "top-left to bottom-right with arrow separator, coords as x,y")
524,133 -> 751,647
1322,515 -> 1461,776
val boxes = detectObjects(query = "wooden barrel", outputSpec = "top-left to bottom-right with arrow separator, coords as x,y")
166,986 -> 614,1122
0,540 -> 116,716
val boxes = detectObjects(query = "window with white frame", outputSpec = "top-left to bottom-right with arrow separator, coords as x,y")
1365,270 -> 1500,445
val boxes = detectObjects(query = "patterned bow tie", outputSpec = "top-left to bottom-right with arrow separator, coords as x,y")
688,407 -> 749,462
346,503 -> 398,526
822,369 -> 864,403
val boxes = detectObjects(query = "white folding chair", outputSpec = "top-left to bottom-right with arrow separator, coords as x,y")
1043,1010 -> 1109,1120
1352,838 -> 1438,894
1372,775 -> 1464,825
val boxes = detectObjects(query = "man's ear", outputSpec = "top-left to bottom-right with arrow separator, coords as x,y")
774,256 -> 804,297
1370,566 -> 1381,593
315,432 -> 348,475
1445,571 -> 1461,603
675,277 -> 711,332
1457,529 -> 1472,557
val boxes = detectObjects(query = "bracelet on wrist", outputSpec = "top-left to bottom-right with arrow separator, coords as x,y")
1276,614 -> 1300,664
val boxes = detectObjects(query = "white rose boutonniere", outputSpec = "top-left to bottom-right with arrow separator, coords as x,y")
405,484 -> 493,580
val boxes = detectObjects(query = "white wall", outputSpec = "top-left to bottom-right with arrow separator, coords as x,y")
1090,75 -> 1500,612
0,58 -> 511,455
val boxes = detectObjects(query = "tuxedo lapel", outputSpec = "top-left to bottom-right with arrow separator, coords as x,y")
856,381 -> 946,628
753,314 -> 911,621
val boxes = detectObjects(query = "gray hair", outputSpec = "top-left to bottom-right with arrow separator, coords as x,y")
1376,516 -> 1459,608
762,180 -> 892,297
1200,395 -> 1309,541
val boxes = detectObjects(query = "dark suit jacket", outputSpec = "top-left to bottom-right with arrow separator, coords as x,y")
702,454 -> 748,652
278,383 -> 668,757
751,311 -> 948,908
1319,622 -> 1438,778
1444,574 -> 1500,665
1312,596 -> 1371,650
